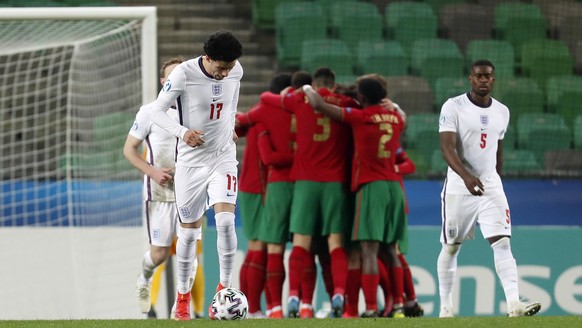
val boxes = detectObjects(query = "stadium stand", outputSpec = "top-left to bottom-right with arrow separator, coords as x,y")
301,38 -> 354,76
385,76 -> 435,115
356,40 -> 409,76
253,0 -> 299,30
517,113 -> 572,162
494,78 -> 545,127
493,2 -> 548,55
329,1 -> 383,52
544,150 -> 582,173
574,116 -> 582,150
410,38 -> 464,90
433,77 -> 466,110
546,75 -> 582,129
520,39 -> 574,89
466,39 -> 515,79
385,2 -> 438,53
503,149 -> 542,174
439,3 -> 494,54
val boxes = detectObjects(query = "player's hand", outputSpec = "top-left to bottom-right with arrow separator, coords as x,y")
233,130 -> 239,143
303,85 -> 322,108
151,167 -> 174,186
464,176 -> 484,196
183,130 -> 205,148
380,98 -> 395,111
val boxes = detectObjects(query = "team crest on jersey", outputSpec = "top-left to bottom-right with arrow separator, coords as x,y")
163,80 -> 172,92
439,114 -> 446,125
212,84 -> 222,96
480,115 -> 489,126
132,120 -> 138,130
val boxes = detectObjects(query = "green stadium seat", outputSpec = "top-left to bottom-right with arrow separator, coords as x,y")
405,113 -> 440,162
275,2 -> 327,68
335,75 -> 358,86
466,40 -> 515,79
520,39 -> 574,88
430,149 -> 448,175
7,0 -> 65,6
423,0 -> 467,15
574,116 -> 582,149
546,75 -> 582,129
517,113 -> 572,161
493,78 -> 545,127
301,39 -> 354,76
252,0 -> 300,30
410,38 -> 465,90
494,2 -> 548,53
329,1 -> 383,52
385,2 -> 438,53
385,76 -> 435,115
503,127 -> 516,151
357,40 -> 409,76
433,77 -> 467,110
439,4 -> 494,54
503,149 -> 542,173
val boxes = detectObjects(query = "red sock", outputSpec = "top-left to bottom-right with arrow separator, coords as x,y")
389,266 -> 405,306
266,253 -> 285,308
377,258 -> 392,312
319,251 -> 334,300
344,268 -> 361,316
361,273 -> 379,312
239,250 -> 253,295
264,282 -> 272,312
330,247 -> 348,296
301,251 -> 316,305
247,250 -> 267,313
398,253 -> 416,301
288,246 -> 307,298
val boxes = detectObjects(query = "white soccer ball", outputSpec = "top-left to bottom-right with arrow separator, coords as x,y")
209,287 -> 248,320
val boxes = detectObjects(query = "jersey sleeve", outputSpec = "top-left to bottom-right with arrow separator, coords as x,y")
395,147 -> 416,175
257,124 -> 293,167
128,105 -> 153,141
438,99 -> 458,133
150,65 -> 189,139
341,107 -> 367,125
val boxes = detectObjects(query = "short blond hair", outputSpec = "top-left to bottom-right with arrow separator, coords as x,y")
160,57 -> 184,79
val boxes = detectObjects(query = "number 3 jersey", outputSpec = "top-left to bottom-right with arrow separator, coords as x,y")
150,56 -> 243,167
439,93 -> 510,194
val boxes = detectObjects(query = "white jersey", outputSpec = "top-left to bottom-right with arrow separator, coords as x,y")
150,56 -> 243,167
129,102 -> 178,202
439,93 -> 510,194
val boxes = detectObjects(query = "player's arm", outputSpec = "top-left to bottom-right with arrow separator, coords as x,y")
257,126 -> 293,167
395,147 -> 416,175
440,131 -> 484,195
303,85 -> 343,121
123,135 -> 173,186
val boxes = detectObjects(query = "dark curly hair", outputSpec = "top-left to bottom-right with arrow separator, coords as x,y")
357,77 -> 387,105
203,30 -> 243,62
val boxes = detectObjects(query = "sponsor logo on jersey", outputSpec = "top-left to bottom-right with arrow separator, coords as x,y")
212,84 -> 222,96
163,80 -> 172,92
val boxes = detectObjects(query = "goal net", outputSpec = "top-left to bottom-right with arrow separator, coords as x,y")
0,7 -> 157,227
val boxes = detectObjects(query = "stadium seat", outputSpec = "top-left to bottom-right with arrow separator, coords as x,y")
275,2 -> 327,68
503,127 -> 516,151
546,1 -> 582,37
544,149 -> 582,172
404,113 -> 440,163
422,0 -> 467,15
430,149 -> 448,176
517,113 -> 572,161
335,75 -> 358,86
546,76 -> 582,128
503,149 -> 542,174
466,40 -> 515,79
385,76 -> 435,115
574,116 -> 582,149
493,78 -> 545,127
385,2 -> 438,53
520,39 -> 574,89
300,39 -> 354,76
410,38 -> 465,90
329,1 -> 383,52
356,40 -> 409,76
439,4 -> 494,54
252,0 -> 300,30
6,0 -> 65,6
494,2 -> 548,53
433,77 -> 467,110
555,15 -> 582,59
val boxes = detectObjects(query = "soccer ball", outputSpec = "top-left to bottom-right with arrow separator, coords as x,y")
209,287 -> 248,320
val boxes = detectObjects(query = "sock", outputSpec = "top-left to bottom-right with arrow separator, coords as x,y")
319,252 -> 334,300
301,251 -> 317,305
142,251 -> 156,280
344,268 -> 361,316
266,253 -> 285,308
361,273 -> 379,312
264,279 -> 272,312
288,246 -> 307,298
247,250 -> 267,313
388,266 -> 404,307
437,244 -> 460,309
377,258 -> 391,311
240,250 -> 254,295
491,237 -> 520,304
330,247 -> 348,296
398,253 -> 417,304
176,226 -> 201,294
191,253 -> 205,315
215,212 -> 237,288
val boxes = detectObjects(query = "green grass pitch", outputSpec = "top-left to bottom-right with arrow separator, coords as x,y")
1,316 -> 581,328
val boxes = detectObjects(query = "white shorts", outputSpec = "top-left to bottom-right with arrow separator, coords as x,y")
440,190 -> 512,244
174,159 -> 238,224
145,201 -> 178,247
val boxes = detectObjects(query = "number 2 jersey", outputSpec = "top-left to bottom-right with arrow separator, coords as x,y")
438,93 -> 510,194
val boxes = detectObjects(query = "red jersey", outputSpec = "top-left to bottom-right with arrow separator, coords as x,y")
341,104 -> 404,191
261,88 -> 358,182
237,122 -> 267,194
395,145 -> 415,214
237,99 -> 295,183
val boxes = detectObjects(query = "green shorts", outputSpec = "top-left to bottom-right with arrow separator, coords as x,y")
289,181 -> 350,236
238,192 -> 264,241
258,182 -> 294,244
352,180 -> 406,244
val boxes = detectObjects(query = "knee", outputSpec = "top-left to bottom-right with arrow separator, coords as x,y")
215,212 -> 235,227
443,243 -> 461,256
178,226 -> 202,244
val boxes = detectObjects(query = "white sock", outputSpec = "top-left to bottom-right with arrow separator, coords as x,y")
176,226 -> 201,294
491,237 -> 519,304
437,244 -> 460,309
142,251 -> 156,281
215,212 -> 237,288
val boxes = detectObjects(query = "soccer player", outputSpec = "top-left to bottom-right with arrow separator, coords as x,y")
303,76 -> 406,318
437,59 -> 541,318
236,73 -> 295,319
148,30 -> 243,321
125,57 -> 184,315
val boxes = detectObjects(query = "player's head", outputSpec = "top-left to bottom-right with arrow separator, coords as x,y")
160,57 -> 184,86
203,30 -> 243,80
356,77 -> 386,106
312,67 -> 336,90
269,72 -> 292,94
469,59 -> 495,97
358,73 -> 387,93
291,70 -> 312,89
